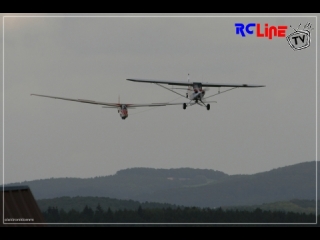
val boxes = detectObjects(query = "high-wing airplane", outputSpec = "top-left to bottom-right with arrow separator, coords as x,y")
127,75 -> 265,110
31,94 -> 182,120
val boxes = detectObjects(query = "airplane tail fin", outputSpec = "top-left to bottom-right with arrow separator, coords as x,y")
118,95 -> 120,104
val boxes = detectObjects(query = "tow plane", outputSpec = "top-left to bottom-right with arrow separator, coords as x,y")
31,94 -> 180,120
127,75 -> 265,110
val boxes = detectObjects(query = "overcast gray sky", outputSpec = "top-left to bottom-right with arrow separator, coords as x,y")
1,13 -> 318,184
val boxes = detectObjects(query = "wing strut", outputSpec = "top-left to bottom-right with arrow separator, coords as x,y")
203,87 -> 238,100
154,83 -> 188,99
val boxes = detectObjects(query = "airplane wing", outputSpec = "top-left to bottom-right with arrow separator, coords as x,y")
127,78 -> 265,88
31,94 -> 120,107
127,78 -> 193,86
31,94 -> 173,108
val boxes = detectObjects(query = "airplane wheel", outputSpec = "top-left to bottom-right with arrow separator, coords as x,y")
207,104 -> 210,111
183,103 -> 187,110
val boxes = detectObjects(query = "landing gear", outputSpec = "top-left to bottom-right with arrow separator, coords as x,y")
206,104 -> 210,111
183,103 -> 187,110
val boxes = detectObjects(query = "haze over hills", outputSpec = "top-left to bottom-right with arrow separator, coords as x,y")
7,161 -> 318,209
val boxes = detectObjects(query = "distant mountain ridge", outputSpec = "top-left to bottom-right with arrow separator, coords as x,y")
7,161 -> 319,208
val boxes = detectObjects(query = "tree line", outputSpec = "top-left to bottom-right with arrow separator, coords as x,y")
42,204 -> 319,226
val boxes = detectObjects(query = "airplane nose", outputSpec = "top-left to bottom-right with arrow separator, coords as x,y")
193,92 -> 202,99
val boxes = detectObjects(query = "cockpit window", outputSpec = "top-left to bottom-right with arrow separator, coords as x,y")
193,82 -> 202,90
122,105 -> 127,109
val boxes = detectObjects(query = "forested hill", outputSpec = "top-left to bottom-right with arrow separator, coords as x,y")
7,161 -> 319,208
138,161 -> 318,208
37,197 -> 319,215
115,168 -> 227,179
9,168 -> 228,200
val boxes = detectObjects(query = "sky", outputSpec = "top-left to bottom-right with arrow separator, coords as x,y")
1,13 -> 318,184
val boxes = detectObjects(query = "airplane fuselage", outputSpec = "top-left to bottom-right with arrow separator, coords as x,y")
187,82 -> 205,101
118,104 -> 128,120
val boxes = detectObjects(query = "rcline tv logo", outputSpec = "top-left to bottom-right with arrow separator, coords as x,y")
235,23 -> 288,40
